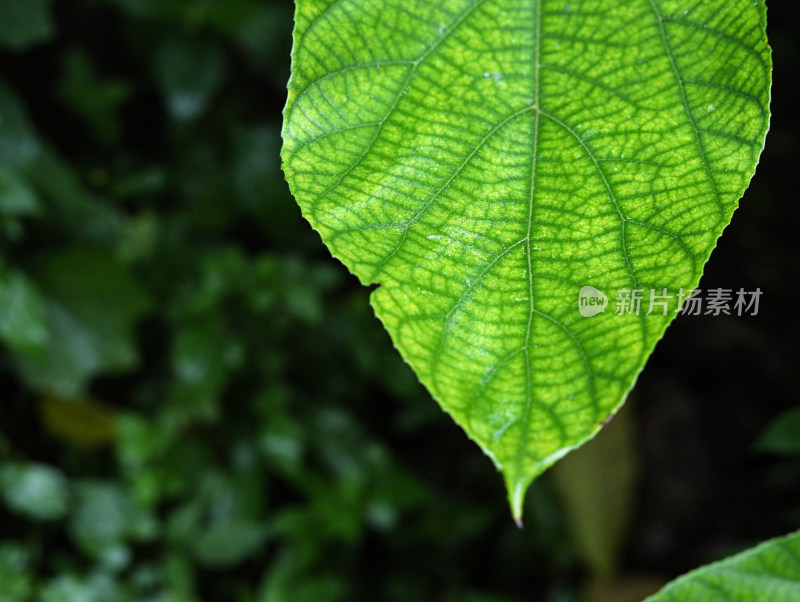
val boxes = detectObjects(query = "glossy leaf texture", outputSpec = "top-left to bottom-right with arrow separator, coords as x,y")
646,531 -> 800,601
281,0 -> 771,519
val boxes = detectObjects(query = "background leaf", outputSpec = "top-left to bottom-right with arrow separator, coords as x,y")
13,250 -> 151,396
0,462 -> 70,521
0,0 -> 54,52
0,268 -> 48,354
0,544 -> 34,601
756,408 -> 800,456
551,399 -> 639,580
646,530 -> 800,601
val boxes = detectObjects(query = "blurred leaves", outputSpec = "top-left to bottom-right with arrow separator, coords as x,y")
0,1 -> 587,600
14,250 -> 151,396
0,169 -> 40,217
38,396 -> 117,448
0,80 -> 41,169
0,462 -> 69,521
757,408 -> 800,455
0,0 -> 54,52
69,481 -> 156,560
154,37 -> 224,121
0,268 -> 48,354
0,544 -> 34,600
58,48 -> 133,146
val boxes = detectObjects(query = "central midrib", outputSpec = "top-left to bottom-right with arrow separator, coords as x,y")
512,0 -> 543,517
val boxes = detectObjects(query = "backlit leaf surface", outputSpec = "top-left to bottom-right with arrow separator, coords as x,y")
646,530 -> 800,601
282,0 -> 771,518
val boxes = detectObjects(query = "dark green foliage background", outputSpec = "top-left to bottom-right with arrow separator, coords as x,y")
0,1 -> 798,600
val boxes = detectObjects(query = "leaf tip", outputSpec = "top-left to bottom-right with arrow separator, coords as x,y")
509,480 -> 526,528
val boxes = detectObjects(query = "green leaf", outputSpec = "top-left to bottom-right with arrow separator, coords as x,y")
646,531 -> 800,601
0,268 -> 48,354
0,544 -> 34,600
14,249 -> 151,396
0,168 -> 40,217
40,574 -> 130,602
69,481 -> 157,558
0,82 -> 124,245
0,79 -> 42,170
0,462 -> 70,521
193,519 -> 269,568
38,395 -> 118,448
281,0 -> 771,518
756,408 -> 800,456
58,48 -> 133,146
0,0 -> 54,52
153,37 -> 224,121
